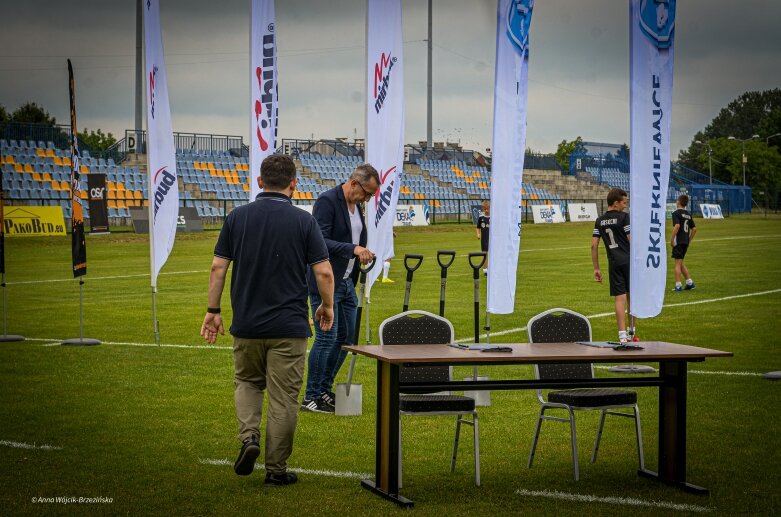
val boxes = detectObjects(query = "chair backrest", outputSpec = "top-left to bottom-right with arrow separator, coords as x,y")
379,310 -> 454,390
527,308 -> 593,380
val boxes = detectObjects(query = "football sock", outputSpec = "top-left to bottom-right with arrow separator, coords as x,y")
382,261 -> 391,279
618,330 -> 628,342
676,282 -> 682,288
686,278 -> 693,285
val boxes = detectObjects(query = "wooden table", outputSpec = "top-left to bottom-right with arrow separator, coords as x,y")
343,341 -> 732,508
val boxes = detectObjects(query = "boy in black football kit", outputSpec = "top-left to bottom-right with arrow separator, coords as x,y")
591,188 -> 637,343
670,194 -> 697,291
476,200 -> 490,275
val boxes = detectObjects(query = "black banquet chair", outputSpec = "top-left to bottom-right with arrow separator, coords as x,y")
378,310 -> 480,487
526,308 -> 645,480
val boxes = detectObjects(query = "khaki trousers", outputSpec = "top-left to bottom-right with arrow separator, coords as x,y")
233,337 -> 307,474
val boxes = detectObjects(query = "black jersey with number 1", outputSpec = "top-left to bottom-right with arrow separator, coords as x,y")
593,210 -> 630,266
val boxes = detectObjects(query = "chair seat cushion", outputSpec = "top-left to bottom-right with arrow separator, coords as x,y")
548,388 -> 637,407
399,394 -> 476,413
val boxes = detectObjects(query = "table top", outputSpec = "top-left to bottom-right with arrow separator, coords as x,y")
342,342 -> 733,365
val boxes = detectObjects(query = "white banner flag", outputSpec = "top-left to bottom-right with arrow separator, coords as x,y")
365,0 -> 405,294
144,0 -> 178,288
250,0 -> 278,200
629,0 -> 676,318
486,0 -> 533,314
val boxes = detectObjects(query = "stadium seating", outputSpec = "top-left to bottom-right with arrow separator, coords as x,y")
1,139 -> 570,223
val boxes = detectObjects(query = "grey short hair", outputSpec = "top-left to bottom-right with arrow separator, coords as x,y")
350,163 -> 380,186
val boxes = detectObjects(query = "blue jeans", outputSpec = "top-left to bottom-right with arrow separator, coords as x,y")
305,277 -> 358,400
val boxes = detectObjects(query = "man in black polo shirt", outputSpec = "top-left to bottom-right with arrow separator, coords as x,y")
200,155 -> 334,486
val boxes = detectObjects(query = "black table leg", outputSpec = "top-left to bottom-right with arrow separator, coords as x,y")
638,360 -> 708,495
361,361 -> 414,507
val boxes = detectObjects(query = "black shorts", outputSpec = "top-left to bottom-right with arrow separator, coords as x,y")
672,243 -> 689,259
480,237 -> 489,253
608,263 -> 629,296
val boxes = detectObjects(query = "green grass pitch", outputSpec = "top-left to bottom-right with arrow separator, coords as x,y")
1,215 -> 779,515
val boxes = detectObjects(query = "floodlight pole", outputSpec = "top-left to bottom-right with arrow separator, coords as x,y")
695,140 -> 713,185
728,134 -> 759,186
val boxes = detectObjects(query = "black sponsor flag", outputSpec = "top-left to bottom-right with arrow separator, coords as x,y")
68,59 -> 87,277
0,148 -> 5,275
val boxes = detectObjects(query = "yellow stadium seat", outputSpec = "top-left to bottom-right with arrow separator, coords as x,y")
23,164 -> 34,173
62,157 -> 72,166
45,148 -> 56,158
133,191 -> 142,200
108,200 -> 117,209
32,172 -> 42,181
42,173 -> 52,181
35,148 -> 46,157
14,164 -> 23,173
242,184 -> 249,191
80,165 -> 89,174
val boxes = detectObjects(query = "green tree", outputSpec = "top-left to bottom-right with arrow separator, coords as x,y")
554,136 -> 586,174
80,128 -> 116,153
0,104 -> 8,123
678,88 -> 781,171
10,102 -> 57,126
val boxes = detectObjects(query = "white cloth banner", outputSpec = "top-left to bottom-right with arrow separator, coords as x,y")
486,0 -> 533,314
699,203 -> 723,219
365,0 -> 405,295
394,204 -> 429,227
144,0 -> 178,288
567,202 -> 599,222
250,0 -> 277,200
629,0 -> 676,318
531,204 -> 565,224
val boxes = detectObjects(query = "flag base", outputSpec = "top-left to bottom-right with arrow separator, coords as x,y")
0,334 -> 25,342
61,338 -> 102,346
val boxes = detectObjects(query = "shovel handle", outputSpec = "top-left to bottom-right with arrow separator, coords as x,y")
404,254 -> 424,282
358,257 -> 376,281
468,252 -> 487,275
436,250 -> 456,271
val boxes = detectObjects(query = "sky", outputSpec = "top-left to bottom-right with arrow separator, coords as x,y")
1,0 -> 780,158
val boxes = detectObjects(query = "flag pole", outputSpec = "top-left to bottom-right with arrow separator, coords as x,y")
0,157 -> 24,342
62,58 -> 100,346
0,273 -> 24,342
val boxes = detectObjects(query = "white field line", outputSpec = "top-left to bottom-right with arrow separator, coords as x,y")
515,488 -> 713,513
592,366 -> 763,377
7,269 -> 208,285
199,458 -> 371,479
26,337 -> 226,350
0,439 -> 62,451
28,337 -> 761,377
456,288 -> 781,343
12,234 -> 777,286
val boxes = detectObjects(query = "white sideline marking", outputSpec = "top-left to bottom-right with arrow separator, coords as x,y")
593,366 -> 762,377
9,234 -> 778,286
0,439 -> 62,451
27,337 -> 227,350
515,488 -> 713,513
7,269 -> 208,285
199,458 -> 371,479
456,288 -> 781,343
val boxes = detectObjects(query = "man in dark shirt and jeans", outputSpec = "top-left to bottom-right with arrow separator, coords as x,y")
591,188 -> 636,343
200,155 -> 334,486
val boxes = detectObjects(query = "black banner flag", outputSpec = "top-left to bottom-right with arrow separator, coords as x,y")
0,148 -> 5,275
68,59 -> 87,277
87,174 -> 109,234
